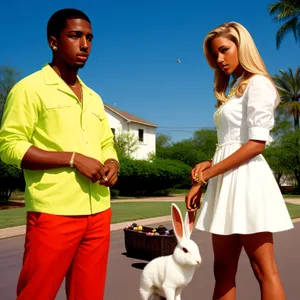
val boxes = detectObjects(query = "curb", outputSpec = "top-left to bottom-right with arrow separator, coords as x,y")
1,216 -> 300,240
0,216 -> 172,240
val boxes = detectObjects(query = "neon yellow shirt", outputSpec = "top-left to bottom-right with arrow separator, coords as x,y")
0,64 -> 118,215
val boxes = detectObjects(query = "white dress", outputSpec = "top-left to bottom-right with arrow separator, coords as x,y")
195,75 -> 294,235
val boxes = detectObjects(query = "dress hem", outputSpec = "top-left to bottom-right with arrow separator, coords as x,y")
195,225 -> 294,235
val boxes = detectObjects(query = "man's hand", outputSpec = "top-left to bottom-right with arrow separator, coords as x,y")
73,153 -> 108,183
103,159 -> 119,187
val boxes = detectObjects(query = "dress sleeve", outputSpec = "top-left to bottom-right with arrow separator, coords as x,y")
246,75 -> 277,142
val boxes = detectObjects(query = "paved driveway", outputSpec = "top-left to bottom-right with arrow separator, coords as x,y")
0,222 -> 299,299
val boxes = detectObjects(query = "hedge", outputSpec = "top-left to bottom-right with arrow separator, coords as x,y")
114,157 -> 192,197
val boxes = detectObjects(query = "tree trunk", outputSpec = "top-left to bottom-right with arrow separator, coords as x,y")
294,173 -> 300,193
0,187 -> 12,203
275,172 -> 282,186
295,114 -> 299,131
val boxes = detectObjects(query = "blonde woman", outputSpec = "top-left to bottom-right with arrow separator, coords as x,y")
185,22 -> 293,300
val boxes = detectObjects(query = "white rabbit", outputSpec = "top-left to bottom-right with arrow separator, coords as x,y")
139,203 -> 201,300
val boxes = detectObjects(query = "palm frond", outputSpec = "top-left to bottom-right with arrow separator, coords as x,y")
276,17 -> 299,48
269,1 -> 300,20
297,21 -> 300,40
268,2 -> 284,16
273,67 -> 300,105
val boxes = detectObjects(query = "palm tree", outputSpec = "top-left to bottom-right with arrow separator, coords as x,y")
268,0 -> 300,49
273,67 -> 300,130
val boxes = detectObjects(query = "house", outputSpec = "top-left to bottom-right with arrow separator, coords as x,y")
104,104 -> 157,160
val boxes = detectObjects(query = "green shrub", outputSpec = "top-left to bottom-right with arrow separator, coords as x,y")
115,157 -> 191,197
0,161 -> 25,203
110,189 -> 119,199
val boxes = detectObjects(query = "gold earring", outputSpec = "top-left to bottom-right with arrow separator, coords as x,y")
52,46 -> 57,51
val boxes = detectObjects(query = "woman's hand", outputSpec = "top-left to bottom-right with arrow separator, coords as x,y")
191,160 -> 212,183
185,184 -> 203,212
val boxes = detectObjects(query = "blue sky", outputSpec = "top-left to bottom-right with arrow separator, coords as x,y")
1,0 -> 299,142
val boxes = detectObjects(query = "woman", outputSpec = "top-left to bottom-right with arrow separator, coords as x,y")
185,22 -> 293,300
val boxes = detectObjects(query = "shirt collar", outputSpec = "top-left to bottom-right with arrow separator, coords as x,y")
42,63 -> 92,96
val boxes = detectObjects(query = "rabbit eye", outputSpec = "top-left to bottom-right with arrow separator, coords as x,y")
182,247 -> 188,253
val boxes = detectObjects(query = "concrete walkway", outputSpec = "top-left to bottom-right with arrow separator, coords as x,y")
0,195 -> 299,240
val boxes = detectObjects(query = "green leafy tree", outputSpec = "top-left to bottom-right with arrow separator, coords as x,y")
265,130 -> 300,193
268,0 -> 300,49
280,130 -> 300,192
0,66 -> 20,122
165,140 -> 207,167
0,66 -> 23,202
192,128 -> 218,160
272,107 -> 294,139
114,131 -> 139,159
264,143 -> 288,185
0,161 -> 24,202
273,67 -> 300,130
156,133 -> 172,151
155,129 -> 217,167
154,133 -> 172,160
265,110 -> 294,185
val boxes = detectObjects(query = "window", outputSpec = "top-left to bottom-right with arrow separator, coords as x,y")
138,129 -> 144,142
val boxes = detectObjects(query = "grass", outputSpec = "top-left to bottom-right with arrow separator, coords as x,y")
110,202 -> 187,224
8,191 -> 299,201
282,194 -> 300,199
0,202 -> 299,229
0,208 -> 26,229
286,203 -> 300,219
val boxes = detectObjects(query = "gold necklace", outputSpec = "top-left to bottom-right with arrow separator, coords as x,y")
226,87 -> 236,102
215,86 -> 237,129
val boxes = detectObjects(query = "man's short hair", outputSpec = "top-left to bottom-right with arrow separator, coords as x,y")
47,8 -> 91,39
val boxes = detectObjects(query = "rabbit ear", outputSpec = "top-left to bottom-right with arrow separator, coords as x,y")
171,203 -> 184,242
184,211 -> 196,239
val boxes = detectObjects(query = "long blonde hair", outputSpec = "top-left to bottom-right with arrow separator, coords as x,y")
203,22 -> 278,107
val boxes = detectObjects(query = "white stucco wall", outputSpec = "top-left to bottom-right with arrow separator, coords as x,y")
105,109 -> 127,135
104,107 -> 156,160
127,122 -> 156,160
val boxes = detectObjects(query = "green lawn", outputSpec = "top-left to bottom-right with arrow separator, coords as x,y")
286,203 -> 300,219
0,202 -> 300,229
282,194 -> 300,199
0,208 -> 26,229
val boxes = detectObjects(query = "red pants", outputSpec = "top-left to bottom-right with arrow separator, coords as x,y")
16,208 -> 112,300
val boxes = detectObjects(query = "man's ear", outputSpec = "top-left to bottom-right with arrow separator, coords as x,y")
48,36 -> 58,51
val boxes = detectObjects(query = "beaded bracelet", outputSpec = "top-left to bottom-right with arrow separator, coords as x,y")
199,172 -> 208,185
192,171 -> 207,187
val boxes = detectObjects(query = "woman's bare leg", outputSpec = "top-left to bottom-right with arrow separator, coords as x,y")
212,234 -> 242,300
240,232 -> 285,300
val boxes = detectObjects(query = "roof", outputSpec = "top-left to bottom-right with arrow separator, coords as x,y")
104,104 -> 158,128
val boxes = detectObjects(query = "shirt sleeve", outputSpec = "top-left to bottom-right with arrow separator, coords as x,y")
246,75 -> 277,142
0,81 -> 40,169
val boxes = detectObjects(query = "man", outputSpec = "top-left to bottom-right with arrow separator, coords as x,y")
0,8 -> 118,300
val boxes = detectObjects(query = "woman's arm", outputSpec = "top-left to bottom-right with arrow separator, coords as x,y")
202,139 -> 265,182
186,140 -> 265,212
